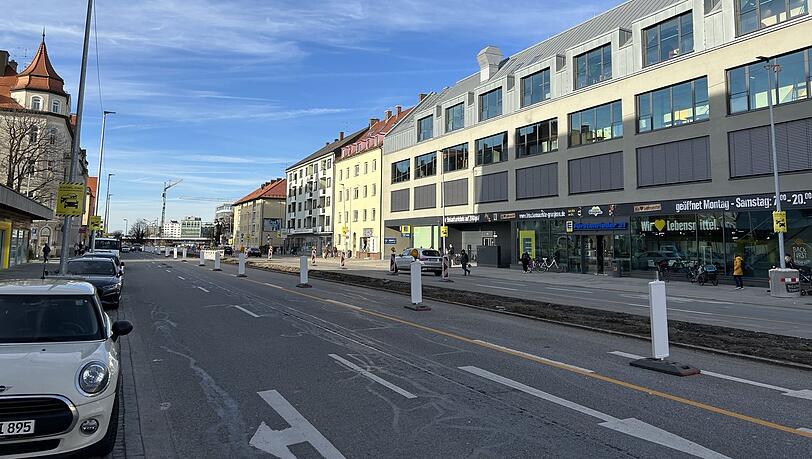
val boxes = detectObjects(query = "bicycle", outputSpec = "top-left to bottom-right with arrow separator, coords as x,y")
538,257 -> 562,273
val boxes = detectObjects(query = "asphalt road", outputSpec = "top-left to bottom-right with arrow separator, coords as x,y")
119,252 -> 812,458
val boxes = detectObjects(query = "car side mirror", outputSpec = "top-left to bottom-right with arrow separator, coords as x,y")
112,320 -> 133,341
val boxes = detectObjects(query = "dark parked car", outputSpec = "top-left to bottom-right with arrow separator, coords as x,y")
223,247 -> 234,256
83,251 -> 125,276
61,257 -> 124,308
246,247 -> 261,257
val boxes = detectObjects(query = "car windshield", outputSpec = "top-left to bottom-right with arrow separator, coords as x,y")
0,295 -> 103,343
95,239 -> 120,250
68,260 -> 116,276
422,250 -> 441,257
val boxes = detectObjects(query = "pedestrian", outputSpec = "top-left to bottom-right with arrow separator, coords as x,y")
460,249 -> 470,276
733,253 -> 744,289
42,242 -> 51,262
520,251 -> 531,273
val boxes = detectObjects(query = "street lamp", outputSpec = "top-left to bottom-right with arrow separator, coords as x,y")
757,55 -> 785,269
90,110 -> 115,253
123,218 -> 128,236
103,173 -> 115,233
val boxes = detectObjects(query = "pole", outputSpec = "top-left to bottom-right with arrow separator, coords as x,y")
59,0 -> 93,275
103,173 -> 113,233
123,218 -> 128,236
90,110 -> 114,253
764,58 -> 786,269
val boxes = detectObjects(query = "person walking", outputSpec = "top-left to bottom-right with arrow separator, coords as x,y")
42,243 -> 51,262
460,249 -> 471,276
520,251 -> 531,273
733,254 -> 744,289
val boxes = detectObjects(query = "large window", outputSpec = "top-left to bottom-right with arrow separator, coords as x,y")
737,0 -> 807,36
445,103 -> 464,132
568,101 -> 623,146
516,118 -> 558,158
475,132 -> 507,166
575,44 -> 612,89
391,159 -> 410,183
637,77 -> 709,132
479,88 -> 502,121
644,12 -> 694,67
417,115 -> 433,141
521,69 -> 551,107
442,143 -> 468,172
415,152 -> 437,178
728,47 -> 811,114
30,96 -> 42,111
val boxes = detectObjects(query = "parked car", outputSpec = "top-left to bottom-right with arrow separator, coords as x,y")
223,247 -> 234,256
0,279 -> 133,457
121,246 -> 131,253
83,252 -> 125,276
61,258 -> 124,308
394,248 -> 443,276
246,247 -> 261,257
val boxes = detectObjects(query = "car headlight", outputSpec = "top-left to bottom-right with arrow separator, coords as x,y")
78,361 -> 110,395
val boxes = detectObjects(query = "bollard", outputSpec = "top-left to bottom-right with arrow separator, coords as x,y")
268,246 -> 273,260
388,253 -> 398,276
311,250 -> 317,266
198,249 -> 205,266
182,247 -> 188,262
213,250 -> 222,271
173,247 -> 178,259
237,252 -> 247,277
340,251 -> 346,269
629,280 -> 698,376
405,260 -> 430,311
297,256 -> 311,288
440,254 -> 453,282
165,246 -> 170,257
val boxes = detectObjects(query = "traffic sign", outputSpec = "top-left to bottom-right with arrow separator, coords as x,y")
773,211 -> 787,233
56,182 -> 84,217
439,226 -> 448,238
384,237 -> 397,245
400,225 -> 411,238
89,215 -> 102,231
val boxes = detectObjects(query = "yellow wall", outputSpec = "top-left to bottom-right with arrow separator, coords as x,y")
333,146 -> 384,256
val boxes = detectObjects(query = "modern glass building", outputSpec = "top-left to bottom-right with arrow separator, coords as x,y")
381,0 -> 812,278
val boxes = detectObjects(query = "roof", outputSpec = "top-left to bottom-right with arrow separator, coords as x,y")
286,127 -> 367,171
12,38 -> 66,96
0,63 -> 23,109
234,178 -> 287,205
389,0 -> 682,137
337,107 -> 414,162
87,176 -> 98,199
0,279 -> 96,296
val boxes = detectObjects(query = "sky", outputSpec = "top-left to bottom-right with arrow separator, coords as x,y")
1,0 -> 622,232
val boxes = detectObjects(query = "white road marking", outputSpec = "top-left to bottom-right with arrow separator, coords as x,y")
475,284 -> 519,291
473,340 -> 594,373
487,280 -> 528,287
232,305 -> 261,318
609,351 -> 812,400
165,269 -> 172,273
546,286 -> 593,294
670,308 -> 713,315
620,293 -> 733,305
250,390 -> 346,459
460,366 -> 728,459
799,427 -> 812,433
196,286 -> 210,293
177,276 -> 185,280
329,354 -> 417,399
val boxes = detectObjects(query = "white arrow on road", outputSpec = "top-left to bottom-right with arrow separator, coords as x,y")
460,366 -> 728,458
249,390 -> 346,459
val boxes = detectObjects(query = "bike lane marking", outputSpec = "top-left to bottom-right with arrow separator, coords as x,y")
329,354 -> 417,399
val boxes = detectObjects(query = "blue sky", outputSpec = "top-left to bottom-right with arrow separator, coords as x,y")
1,0 -> 621,232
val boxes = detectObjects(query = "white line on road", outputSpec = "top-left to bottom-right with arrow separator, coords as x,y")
546,286 -> 594,294
475,284 -> 519,291
609,351 -> 812,400
165,269 -> 172,273
196,286 -> 210,293
799,427 -> 812,433
473,340 -> 594,373
232,305 -> 261,318
329,354 -> 417,399
460,366 -> 728,459
250,390 -> 346,459
177,276 -> 185,280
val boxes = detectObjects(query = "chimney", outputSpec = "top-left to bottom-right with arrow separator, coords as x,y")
326,141 -> 330,146
369,117 -> 380,128
396,105 -> 402,115
339,131 -> 344,141
418,93 -> 427,102
0,51 -> 8,72
476,46 -> 503,82
8,60 -> 17,72
385,109 -> 393,119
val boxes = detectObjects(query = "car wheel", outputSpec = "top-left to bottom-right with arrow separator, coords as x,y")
86,379 -> 120,457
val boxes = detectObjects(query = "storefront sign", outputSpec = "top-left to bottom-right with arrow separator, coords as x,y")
384,237 -> 397,245
672,191 -> 812,214
634,204 -> 662,213
640,218 -> 719,233
518,209 -> 567,220
565,221 -> 574,233
773,211 -> 787,233
445,214 -> 480,224
587,206 -> 603,217
572,222 -> 627,231
500,213 -> 516,220
792,239 -> 810,266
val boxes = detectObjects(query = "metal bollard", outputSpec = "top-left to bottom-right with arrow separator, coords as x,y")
213,250 -> 222,271
237,252 -> 247,277
297,256 -> 311,288
198,249 -> 205,266
182,247 -> 188,262
405,261 -> 430,311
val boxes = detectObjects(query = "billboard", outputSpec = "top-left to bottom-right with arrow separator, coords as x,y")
263,218 -> 281,232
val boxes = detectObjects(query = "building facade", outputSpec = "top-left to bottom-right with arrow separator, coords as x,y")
285,130 -> 364,254
383,0 -> 812,278
333,106 -> 412,259
214,203 -> 233,245
180,216 -> 202,238
0,184 -> 52,268
233,179 -> 286,251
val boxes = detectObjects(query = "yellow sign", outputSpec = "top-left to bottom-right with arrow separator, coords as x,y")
439,226 -> 448,238
56,182 -> 84,217
89,216 -> 102,231
773,211 -> 787,233
342,225 -> 348,235
400,225 -> 411,234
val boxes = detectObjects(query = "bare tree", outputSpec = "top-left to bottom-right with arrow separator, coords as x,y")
110,230 -> 124,240
0,109 -> 69,200
129,219 -> 149,244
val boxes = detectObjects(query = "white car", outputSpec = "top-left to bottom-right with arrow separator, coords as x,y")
0,280 -> 133,458
394,248 -> 444,276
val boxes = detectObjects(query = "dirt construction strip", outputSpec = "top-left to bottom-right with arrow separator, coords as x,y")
223,259 -> 812,369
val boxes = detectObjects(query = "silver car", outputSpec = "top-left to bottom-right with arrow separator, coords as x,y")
395,248 -> 443,276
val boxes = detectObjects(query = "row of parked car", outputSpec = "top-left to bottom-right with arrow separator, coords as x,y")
0,249 -> 132,457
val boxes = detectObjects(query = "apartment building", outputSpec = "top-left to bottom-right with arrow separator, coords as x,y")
180,216 -> 203,239
333,106 -> 412,259
382,0 -> 812,278
285,129 -> 364,254
232,179 -> 286,250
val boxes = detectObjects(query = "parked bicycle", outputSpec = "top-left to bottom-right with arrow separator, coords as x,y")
536,257 -> 562,273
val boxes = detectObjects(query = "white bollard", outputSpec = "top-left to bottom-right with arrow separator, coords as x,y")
198,249 -> 205,266
164,246 -> 170,257
213,250 -> 222,271
648,280 -> 669,359
237,252 -> 247,277
182,247 -> 188,262
405,261 -> 429,311
297,256 -> 311,288
440,254 -> 453,282
173,247 -> 178,259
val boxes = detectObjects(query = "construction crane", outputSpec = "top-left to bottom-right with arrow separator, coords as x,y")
160,179 -> 183,238
177,196 -> 237,203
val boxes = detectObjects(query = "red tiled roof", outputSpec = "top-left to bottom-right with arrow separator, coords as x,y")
337,106 -> 413,162
234,178 -> 287,205
12,39 -> 67,96
0,64 -> 23,109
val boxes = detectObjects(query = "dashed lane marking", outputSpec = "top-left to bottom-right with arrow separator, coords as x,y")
196,286 -> 210,293
329,354 -> 417,399
177,276 -> 185,281
475,284 -> 519,291
232,305 -> 261,318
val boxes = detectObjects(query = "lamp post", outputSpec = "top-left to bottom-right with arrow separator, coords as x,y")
123,218 -> 128,237
103,173 -> 114,234
90,110 -> 115,250
757,55 -> 785,269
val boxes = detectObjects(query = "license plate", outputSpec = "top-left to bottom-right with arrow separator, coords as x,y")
0,420 -> 35,437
